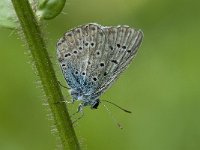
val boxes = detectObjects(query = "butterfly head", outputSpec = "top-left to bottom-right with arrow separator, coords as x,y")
90,99 -> 100,109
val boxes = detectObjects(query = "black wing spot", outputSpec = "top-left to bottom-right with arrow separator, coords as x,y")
73,50 -> 78,54
75,71 -> 78,75
117,44 -> 120,48
122,46 -> 126,49
96,51 -> 101,56
109,46 -> 113,50
127,50 -> 131,53
79,47 -> 82,50
100,62 -> 105,67
61,64 -> 66,67
64,53 -> 71,57
82,72 -> 86,76
88,61 -> 91,65
91,42 -> 95,47
85,42 -> 89,46
104,72 -> 107,76
111,59 -> 118,64
93,77 -> 97,81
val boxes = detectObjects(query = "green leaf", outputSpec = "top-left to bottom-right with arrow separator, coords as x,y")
0,0 -> 17,28
37,0 -> 66,19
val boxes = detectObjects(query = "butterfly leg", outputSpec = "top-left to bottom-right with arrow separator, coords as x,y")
71,103 -> 84,124
70,103 -> 83,117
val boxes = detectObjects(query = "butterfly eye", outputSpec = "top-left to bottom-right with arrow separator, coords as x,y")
91,100 -> 100,109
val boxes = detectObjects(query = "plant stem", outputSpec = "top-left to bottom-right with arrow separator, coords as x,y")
11,0 -> 80,149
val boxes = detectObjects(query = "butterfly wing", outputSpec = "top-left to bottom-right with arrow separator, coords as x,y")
56,23 -> 143,99
56,23 -> 107,95
92,25 -> 143,98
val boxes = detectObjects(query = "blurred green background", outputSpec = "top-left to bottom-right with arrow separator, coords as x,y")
0,0 -> 200,149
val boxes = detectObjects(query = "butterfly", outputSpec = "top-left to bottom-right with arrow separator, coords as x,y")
56,23 -> 143,116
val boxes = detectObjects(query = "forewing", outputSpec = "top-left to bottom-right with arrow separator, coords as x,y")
56,23 -> 143,98
92,26 -> 143,97
56,23 -> 107,94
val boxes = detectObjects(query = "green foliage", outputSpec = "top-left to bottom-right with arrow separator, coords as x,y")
37,0 -> 66,19
0,0 -> 17,28
0,0 -> 66,29
0,0 -> 200,150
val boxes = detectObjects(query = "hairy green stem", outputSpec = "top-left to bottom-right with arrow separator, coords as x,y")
11,0 -> 80,149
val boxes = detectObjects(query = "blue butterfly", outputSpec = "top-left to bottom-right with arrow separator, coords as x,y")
56,23 -> 143,120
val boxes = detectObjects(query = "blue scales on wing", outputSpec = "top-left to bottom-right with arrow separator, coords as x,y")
56,23 -> 143,101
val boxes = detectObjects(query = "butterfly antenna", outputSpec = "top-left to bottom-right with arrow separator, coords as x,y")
102,104 -> 123,129
101,100 -> 132,113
